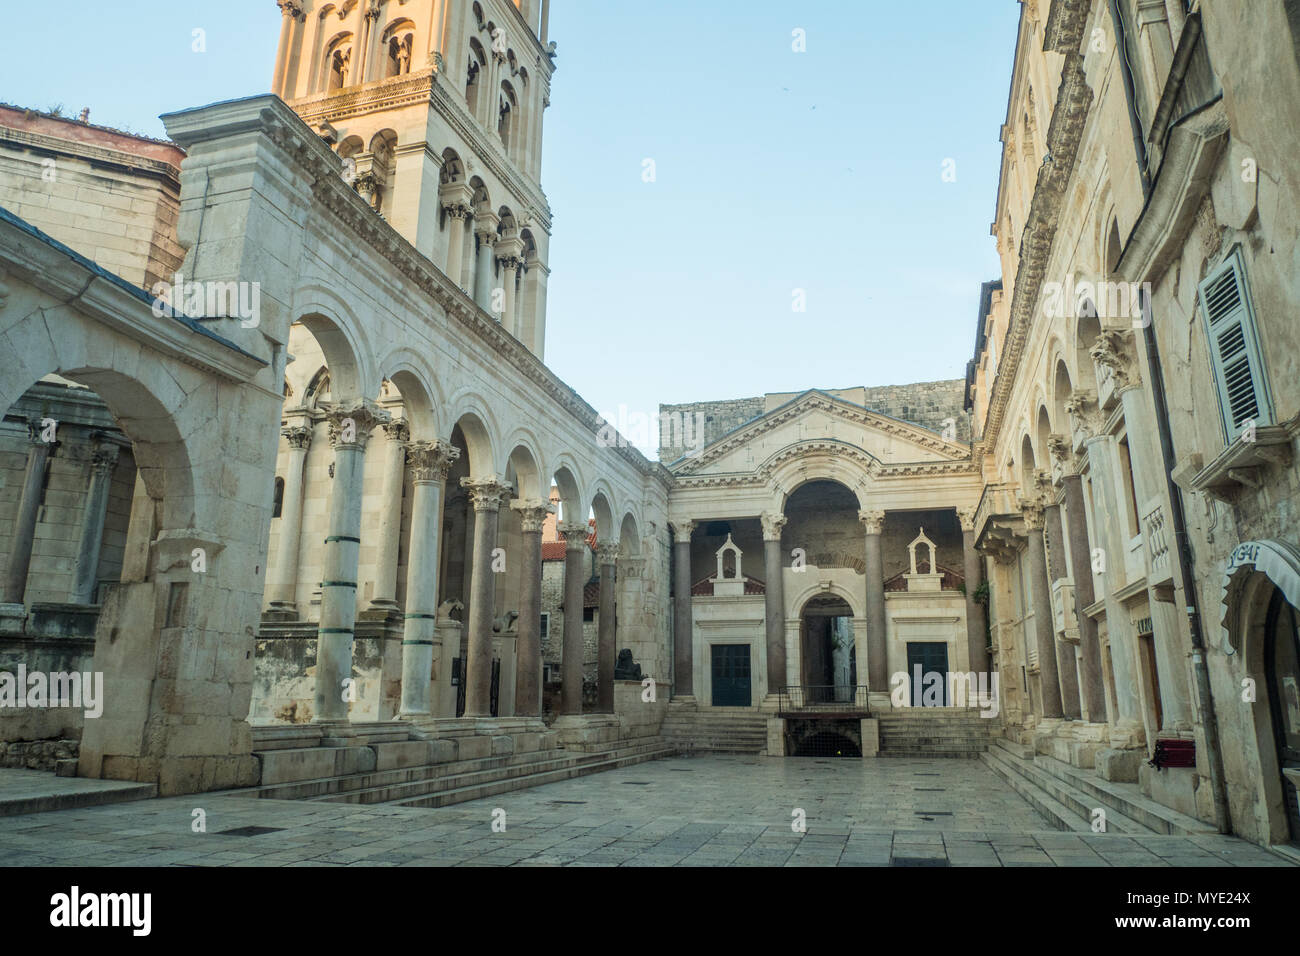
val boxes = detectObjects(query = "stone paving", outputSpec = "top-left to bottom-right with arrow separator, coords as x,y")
0,754 -> 1292,866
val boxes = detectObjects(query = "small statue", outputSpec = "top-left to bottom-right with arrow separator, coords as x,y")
613,648 -> 642,680
436,598 -> 463,623
492,609 -> 519,634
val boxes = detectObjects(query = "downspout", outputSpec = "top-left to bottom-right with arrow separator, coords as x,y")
1109,1 -> 1231,833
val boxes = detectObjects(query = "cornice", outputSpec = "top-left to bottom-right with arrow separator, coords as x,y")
984,52 -> 1093,451
1043,0 -> 1092,53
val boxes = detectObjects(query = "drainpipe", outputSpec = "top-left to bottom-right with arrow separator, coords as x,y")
1110,1 -> 1231,833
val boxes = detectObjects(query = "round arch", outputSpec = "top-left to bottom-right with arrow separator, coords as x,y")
788,579 -> 865,620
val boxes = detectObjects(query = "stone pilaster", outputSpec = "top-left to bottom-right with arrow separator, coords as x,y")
858,510 -> 888,694
315,399 -> 390,727
958,508 -> 990,676
1023,501 -> 1064,718
1062,474 -> 1107,721
398,440 -> 459,718
71,440 -> 120,605
1044,502 -> 1082,719
671,520 -> 695,700
460,476 -> 512,718
761,512 -> 788,695
560,520 -> 590,714
473,216 -> 499,311
264,421 -> 312,618
596,542 -> 618,713
511,499 -> 553,718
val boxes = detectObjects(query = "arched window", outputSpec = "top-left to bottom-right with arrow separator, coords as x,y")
273,477 -> 285,518
382,20 -> 416,78
324,34 -> 353,91
498,82 -> 518,149
466,39 -> 487,116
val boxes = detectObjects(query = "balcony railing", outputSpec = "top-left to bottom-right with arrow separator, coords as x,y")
778,685 -> 870,717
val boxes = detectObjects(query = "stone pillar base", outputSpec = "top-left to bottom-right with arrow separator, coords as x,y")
860,718 -> 880,757
552,714 -> 619,749
669,695 -> 699,711
311,718 -> 358,746
867,691 -> 892,712
357,601 -> 402,623
759,693 -> 782,714
1096,747 -> 1142,782
765,717 -> 786,757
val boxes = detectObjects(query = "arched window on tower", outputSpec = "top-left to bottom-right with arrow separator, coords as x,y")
383,20 -> 416,78
325,35 -> 353,91
498,82 -> 518,150
466,39 -> 487,117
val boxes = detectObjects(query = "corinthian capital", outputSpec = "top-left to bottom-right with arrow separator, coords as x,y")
596,542 -> 620,565
760,512 -> 787,541
1020,500 -> 1046,531
560,520 -> 591,549
282,424 -> 314,451
511,498 -> 555,533
1064,389 -> 1101,441
460,476 -> 513,511
407,440 -> 459,482
671,520 -> 695,544
957,508 -> 977,533
1090,329 -> 1140,390
324,399 -> 391,450
858,510 -> 886,535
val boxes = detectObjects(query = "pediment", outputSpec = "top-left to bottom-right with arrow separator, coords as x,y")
670,390 -> 971,478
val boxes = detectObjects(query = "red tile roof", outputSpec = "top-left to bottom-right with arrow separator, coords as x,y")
883,563 -> 965,592
690,574 -> 766,596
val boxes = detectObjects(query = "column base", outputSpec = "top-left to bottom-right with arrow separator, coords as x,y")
759,693 -> 782,715
552,714 -> 619,748
358,600 -> 402,623
261,602 -> 300,623
867,691 -> 892,712
0,603 -> 26,635
311,717 -> 357,746
669,695 -> 699,711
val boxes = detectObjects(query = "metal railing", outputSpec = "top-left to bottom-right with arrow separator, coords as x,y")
778,685 -> 870,716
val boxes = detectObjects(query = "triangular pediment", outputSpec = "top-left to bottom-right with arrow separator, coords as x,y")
669,389 -> 971,478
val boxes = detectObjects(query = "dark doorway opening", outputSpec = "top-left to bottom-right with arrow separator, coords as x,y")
905,642 -> 950,706
1265,587 -> 1300,845
711,643 -> 751,707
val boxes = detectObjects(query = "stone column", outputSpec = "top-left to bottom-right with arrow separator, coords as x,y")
473,226 -> 498,312
761,512 -> 788,695
265,422 -> 312,617
71,441 -> 120,605
958,509 -> 989,676
3,421 -> 52,605
398,440 -> 459,718
273,1 -> 304,97
314,399 -> 390,726
859,510 -> 888,693
497,255 -> 520,333
439,183 -> 472,288
1023,502 -> 1064,718
671,520 -> 695,700
460,476 -> 512,718
511,499 -> 553,718
367,418 -> 409,614
560,520 -> 590,714
596,542 -> 618,713
1061,474 -> 1106,721
1044,501 -> 1082,719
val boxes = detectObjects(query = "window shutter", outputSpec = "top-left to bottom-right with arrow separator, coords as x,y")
1198,250 -> 1272,439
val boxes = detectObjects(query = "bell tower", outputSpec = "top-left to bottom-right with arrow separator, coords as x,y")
271,0 -> 555,357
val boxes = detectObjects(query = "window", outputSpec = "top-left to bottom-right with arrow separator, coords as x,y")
1198,248 -> 1272,440
582,607 -> 595,623
1117,436 -> 1140,537
272,477 -> 284,518
539,612 -> 549,643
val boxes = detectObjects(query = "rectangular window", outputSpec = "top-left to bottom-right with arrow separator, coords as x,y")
539,612 -> 549,643
1198,248 -> 1273,440
1117,436 -> 1141,537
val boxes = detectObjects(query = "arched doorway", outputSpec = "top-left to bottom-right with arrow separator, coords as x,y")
801,595 -> 856,705
1264,587 -> 1300,844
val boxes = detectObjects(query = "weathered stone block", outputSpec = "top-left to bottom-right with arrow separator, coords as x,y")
1096,747 -> 1141,782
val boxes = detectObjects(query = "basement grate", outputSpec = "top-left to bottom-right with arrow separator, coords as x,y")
216,826 -> 285,837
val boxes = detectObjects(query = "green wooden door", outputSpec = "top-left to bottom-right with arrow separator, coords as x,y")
711,644 -> 752,707
905,642 -> 950,706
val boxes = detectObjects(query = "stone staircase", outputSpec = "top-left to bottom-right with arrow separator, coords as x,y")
659,708 -> 768,754
237,726 -> 674,809
876,709 -> 999,757
982,738 -> 1217,834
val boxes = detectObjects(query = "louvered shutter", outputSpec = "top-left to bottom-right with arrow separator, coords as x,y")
1198,250 -> 1272,439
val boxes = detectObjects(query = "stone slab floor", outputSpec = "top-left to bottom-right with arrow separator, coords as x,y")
0,755 -> 1292,867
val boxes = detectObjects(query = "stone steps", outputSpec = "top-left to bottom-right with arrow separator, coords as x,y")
0,770 -> 155,817
390,742 -> 677,809
319,740 -> 668,806
981,740 -> 1213,835
660,711 -> 768,754
875,712 -> 998,758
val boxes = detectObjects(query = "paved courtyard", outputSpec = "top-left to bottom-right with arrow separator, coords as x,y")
0,755 -> 1292,867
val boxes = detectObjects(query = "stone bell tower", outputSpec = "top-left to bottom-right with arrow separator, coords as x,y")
270,0 -> 555,356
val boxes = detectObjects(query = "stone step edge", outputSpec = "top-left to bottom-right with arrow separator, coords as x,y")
0,781 -> 157,817
981,748 -> 1150,834
1031,753 -> 1217,835
388,748 -> 678,809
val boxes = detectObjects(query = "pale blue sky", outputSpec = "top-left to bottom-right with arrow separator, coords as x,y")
1,1 -> 1020,458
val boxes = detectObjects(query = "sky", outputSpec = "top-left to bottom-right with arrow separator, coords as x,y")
0,0 -> 1021,460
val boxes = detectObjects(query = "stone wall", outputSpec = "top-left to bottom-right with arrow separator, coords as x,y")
0,105 -> 185,292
